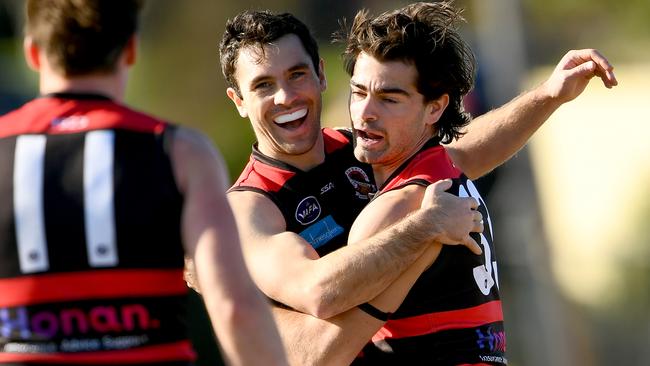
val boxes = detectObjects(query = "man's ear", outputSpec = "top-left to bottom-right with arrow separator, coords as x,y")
226,87 -> 248,118
424,94 -> 450,126
23,36 -> 41,71
318,58 -> 327,92
124,35 -> 137,66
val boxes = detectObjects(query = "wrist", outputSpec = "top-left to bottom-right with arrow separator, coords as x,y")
536,80 -> 565,110
415,206 -> 443,243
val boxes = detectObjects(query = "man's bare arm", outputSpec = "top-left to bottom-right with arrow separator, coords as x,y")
234,181 -> 483,365
447,49 -> 617,179
227,179 -> 480,319
271,306 -> 382,366
172,127 -> 287,366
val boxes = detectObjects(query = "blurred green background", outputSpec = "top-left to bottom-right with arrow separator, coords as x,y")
1,1 -> 649,365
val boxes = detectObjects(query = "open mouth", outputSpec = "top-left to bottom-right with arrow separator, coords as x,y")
273,108 -> 308,129
356,129 -> 383,143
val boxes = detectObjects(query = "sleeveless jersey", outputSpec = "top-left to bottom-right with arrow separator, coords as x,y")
229,128 -> 376,257
357,139 -> 507,366
0,94 -> 194,366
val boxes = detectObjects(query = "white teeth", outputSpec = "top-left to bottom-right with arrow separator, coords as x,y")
274,108 -> 307,124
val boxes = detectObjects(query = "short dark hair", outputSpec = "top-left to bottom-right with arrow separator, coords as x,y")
338,1 -> 476,144
26,0 -> 143,76
219,10 -> 320,98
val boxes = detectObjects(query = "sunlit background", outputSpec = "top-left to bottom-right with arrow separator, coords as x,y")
1,1 -> 648,365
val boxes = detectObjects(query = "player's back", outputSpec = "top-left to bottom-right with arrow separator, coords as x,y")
0,94 -> 195,365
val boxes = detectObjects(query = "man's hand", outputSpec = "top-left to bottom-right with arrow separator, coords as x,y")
542,49 -> 618,104
184,256 -> 201,293
421,179 -> 483,255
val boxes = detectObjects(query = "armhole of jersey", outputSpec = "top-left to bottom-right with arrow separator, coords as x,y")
379,178 -> 430,196
161,124 -> 176,157
159,124 -> 184,200
227,186 -> 284,212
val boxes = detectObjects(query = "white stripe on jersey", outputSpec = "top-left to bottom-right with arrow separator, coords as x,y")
14,135 -> 49,274
83,130 -> 118,267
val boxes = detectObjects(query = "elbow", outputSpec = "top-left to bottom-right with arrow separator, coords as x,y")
299,283 -> 341,319
209,292 -> 268,332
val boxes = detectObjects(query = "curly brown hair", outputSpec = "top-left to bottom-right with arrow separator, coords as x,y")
219,10 -> 320,98
26,0 -> 143,77
337,1 -> 476,144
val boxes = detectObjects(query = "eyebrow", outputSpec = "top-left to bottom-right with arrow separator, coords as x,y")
350,80 -> 411,97
249,62 -> 312,88
287,62 -> 312,73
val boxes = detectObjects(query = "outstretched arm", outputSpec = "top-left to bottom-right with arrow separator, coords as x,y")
172,127 -> 287,366
447,48 -> 617,179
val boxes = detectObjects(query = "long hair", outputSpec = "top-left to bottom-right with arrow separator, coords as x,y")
337,2 -> 476,143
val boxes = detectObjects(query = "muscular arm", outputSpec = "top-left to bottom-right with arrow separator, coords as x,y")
447,49 -> 617,179
271,306 -> 382,366
235,181 -> 482,365
350,183 -> 482,313
172,127 -> 287,366
229,180 -> 481,319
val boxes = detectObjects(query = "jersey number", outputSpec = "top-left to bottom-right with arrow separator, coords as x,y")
458,180 -> 499,295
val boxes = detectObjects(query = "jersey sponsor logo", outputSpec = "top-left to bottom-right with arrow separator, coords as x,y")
298,215 -> 344,249
345,167 -> 375,200
320,182 -> 335,195
476,325 -> 507,354
295,196 -> 321,225
479,355 -> 508,364
0,303 -> 160,354
51,116 -> 89,131
0,303 -> 160,341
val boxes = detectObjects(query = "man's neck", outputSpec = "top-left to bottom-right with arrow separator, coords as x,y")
39,70 -> 127,102
372,131 -> 436,187
259,132 -> 326,172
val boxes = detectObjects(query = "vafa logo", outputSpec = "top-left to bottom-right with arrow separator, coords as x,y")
295,196 -> 321,225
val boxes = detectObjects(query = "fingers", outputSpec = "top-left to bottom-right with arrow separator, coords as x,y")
422,179 -> 453,208
430,178 -> 452,194
473,218 -> 484,234
587,49 -> 617,87
474,210 -> 483,224
562,49 -> 618,88
566,60 -> 596,80
462,236 -> 482,255
468,196 -> 479,210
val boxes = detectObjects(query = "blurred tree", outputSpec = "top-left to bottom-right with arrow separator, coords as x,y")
523,0 -> 650,63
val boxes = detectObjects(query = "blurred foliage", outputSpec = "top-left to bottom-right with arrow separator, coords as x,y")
521,0 -> 650,63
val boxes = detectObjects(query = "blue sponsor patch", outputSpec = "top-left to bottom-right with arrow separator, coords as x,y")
299,215 -> 344,249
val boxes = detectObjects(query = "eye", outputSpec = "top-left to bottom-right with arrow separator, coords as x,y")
289,71 -> 306,80
350,89 -> 366,100
382,97 -> 398,104
253,81 -> 272,91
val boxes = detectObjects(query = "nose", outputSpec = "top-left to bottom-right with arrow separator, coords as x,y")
274,82 -> 298,106
352,96 -> 378,124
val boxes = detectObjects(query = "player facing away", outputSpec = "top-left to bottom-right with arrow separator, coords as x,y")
0,1 -> 287,365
